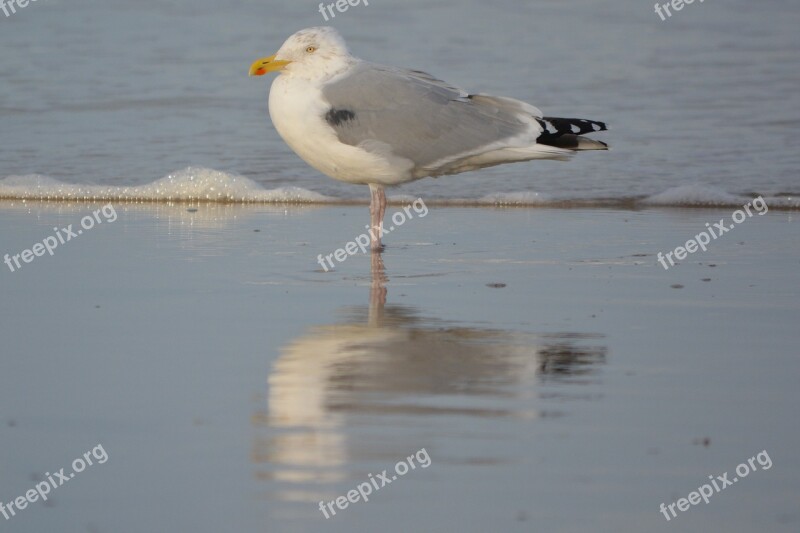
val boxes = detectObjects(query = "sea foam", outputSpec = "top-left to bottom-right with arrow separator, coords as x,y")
1,169 -> 798,209
0,167 -> 330,203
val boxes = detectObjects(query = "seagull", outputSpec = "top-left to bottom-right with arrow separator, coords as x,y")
249,27 -> 608,251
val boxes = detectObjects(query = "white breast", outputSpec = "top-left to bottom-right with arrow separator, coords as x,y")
268,75 -> 414,186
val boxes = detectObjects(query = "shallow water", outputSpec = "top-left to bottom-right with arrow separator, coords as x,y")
1,0 -> 798,204
1,202 -> 798,532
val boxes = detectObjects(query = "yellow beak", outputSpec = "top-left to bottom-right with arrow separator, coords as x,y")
249,54 -> 291,76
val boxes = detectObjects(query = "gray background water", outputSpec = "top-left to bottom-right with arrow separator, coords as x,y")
1,0 -> 798,200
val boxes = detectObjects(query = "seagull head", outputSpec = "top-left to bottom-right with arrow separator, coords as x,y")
249,27 -> 354,80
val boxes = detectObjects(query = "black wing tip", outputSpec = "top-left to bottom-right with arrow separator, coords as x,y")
536,117 -> 609,148
539,117 -> 608,135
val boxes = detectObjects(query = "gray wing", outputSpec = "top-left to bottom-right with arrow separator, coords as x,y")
320,63 -> 536,171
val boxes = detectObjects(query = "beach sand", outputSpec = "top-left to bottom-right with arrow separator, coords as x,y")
1,201 -> 798,532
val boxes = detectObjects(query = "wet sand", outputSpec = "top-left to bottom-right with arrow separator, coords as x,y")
1,202 -> 798,532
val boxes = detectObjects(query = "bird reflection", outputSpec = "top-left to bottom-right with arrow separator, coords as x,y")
252,251 -> 606,498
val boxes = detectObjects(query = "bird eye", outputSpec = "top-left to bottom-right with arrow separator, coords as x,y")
306,46 -> 317,53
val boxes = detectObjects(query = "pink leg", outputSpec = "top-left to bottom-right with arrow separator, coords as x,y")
369,251 -> 387,326
368,183 -> 386,252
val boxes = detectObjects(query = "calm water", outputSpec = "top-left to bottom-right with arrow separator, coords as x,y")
1,203 -> 798,533
0,0 -> 798,204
